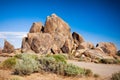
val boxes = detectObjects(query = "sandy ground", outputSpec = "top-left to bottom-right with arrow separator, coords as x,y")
68,60 -> 120,79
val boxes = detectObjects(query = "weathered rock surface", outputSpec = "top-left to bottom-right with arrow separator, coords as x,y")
22,13 -> 74,54
21,37 -> 31,53
31,33 -> 53,53
21,13 -> 118,59
29,22 -> 43,33
2,40 -> 14,53
44,14 -> 71,37
72,32 -> 84,48
77,42 -> 94,50
84,49 -> 104,59
96,42 -> 117,56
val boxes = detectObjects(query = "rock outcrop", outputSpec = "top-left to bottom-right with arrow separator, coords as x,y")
21,14 -> 74,54
2,40 -> 14,53
72,32 -> 84,48
29,22 -> 43,33
96,42 -> 117,56
21,13 -> 118,60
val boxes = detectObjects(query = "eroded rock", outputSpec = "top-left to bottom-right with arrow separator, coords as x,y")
96,42 -> 117,56
29,22 -> 43,33
2,40 -> 14,53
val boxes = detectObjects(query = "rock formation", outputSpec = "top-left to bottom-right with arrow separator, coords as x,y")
72,32 -> 84,48
21,13 -> 118,60
29,22 -> 43,33
96,42 -> 117,56
21,14 -> 74,54
2,40 -> 14,53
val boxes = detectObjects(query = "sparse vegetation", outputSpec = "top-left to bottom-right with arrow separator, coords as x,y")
64,63 -> 85,76
14,53 -> 38,60
2,57 -> 17,69
14,53 -> 40,75
111,71 -> 120,80
0,53 -> 93,78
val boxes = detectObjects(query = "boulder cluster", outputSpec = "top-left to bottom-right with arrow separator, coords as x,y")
0,14 -> 118,61
21,14 -> 117,59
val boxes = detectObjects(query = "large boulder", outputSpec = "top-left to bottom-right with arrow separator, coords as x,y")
29,22 -> 43,33
21,37 -> 31,53
44,13 -> 71,37
2,40 -> 14,53
72,32 -> 84,48
31,33 -> 53,54
77,42 -> 94,50
96,42 -> 117,56
44,13 -> 73,53
61,39 -> 73,53
84,49 -> 104,59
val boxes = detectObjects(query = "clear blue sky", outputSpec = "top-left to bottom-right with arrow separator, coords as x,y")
0,0 -> 120,50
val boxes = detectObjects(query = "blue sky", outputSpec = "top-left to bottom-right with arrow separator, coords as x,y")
0,0 -> 120,50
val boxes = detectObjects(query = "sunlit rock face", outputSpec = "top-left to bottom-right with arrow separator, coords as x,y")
21,13 -> 117,57
2,40 -> 14,53
96,42 -> 117,56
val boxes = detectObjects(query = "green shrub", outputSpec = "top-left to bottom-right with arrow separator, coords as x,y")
14,54 -> 40,75
111,71 -> 120,80
64,63 -> 85,76
2,57 -> 17,69
14,53 -> 38,60
52,54 -> 67,64
13,53 -> 92,77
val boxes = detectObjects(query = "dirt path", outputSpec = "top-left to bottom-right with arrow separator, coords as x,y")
68,60 -> 120,78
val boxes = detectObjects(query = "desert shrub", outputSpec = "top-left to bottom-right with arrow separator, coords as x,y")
38,56 -> 66,75
39,56 -> 86,76
94,74 -> 99,78
85,69 -> 93,77
2,57 -> 17,69
14,53 -> 38,60
111,71 -> 120,80
52,54 -> 67,64
13,53 -> 92,77
100,58 -> 120,64
14,54 -> 40,75
64,63 -> 85,76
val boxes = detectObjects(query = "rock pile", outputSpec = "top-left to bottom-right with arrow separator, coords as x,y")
21,13 -> 118,61
21,14 -> 74,54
